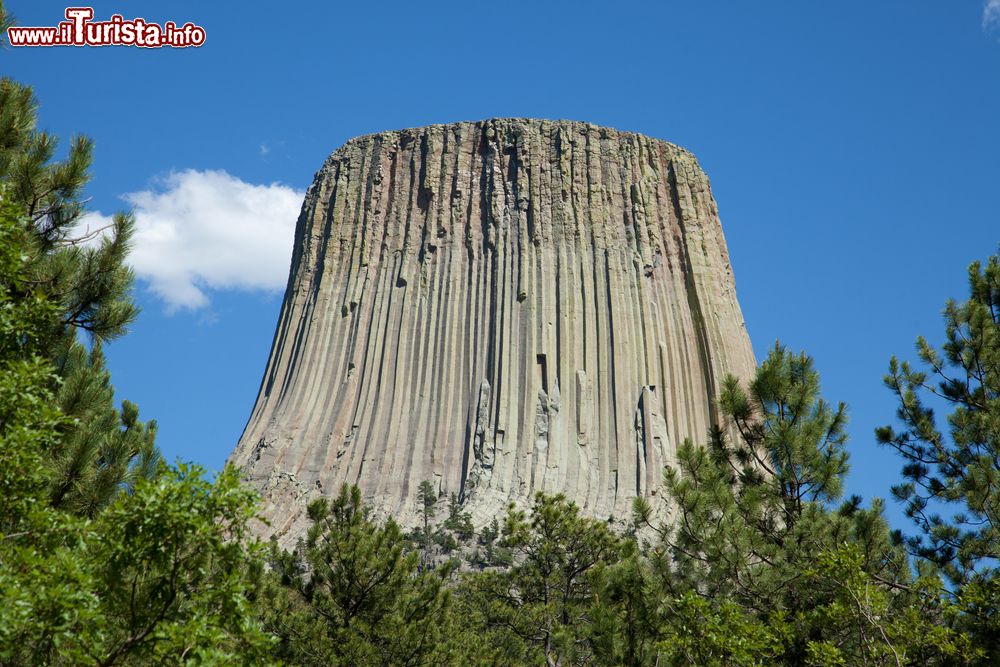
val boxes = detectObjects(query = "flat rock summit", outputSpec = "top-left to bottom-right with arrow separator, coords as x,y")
229,118 -> 756,544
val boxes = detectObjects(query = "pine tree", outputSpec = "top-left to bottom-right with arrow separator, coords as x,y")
636,343 -> 939,663
0,73 -> 159,513
458,493 -> 620,666
260,485 -> 454,666
48,342 -> 158,516
878,251 -> 1000,655
877,253 -> 1000,582
417,479 -> 437,566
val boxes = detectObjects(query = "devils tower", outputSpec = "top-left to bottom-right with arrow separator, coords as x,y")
229,118 -> 756,543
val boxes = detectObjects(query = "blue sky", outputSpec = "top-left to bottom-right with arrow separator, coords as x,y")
5,1 -> 1000,530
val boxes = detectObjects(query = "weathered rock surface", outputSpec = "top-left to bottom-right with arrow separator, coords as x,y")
229,118 -> 755,544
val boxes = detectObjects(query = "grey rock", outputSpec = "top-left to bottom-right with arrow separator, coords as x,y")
228,119 -> 756,546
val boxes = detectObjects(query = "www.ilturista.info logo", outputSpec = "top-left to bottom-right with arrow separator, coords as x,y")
7,7 -> 205,48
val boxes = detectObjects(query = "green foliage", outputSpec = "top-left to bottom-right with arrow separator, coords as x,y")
260,485 -> 453,666
416,479 -> 437,565
630,343 -> 973,665
0,77 -> 137,343
719,341 -> 849,511
87,464 -> 272,664
801,544 -> 976,666
651,592 -> 786,666
457,493 -> 621,666
877,251 -> 1000,662
0,464 -> 273,665
877,252 -> 1000,587
444,492 -> 474,540
0,194 -> 61,531
0,73 -> 158,518
48,343 -> 159,516
644,344 -> 908,615
584,541 -> 657,666
469,516 -> 513,568
0,179 -> 98,664
951,576 -> 1000,659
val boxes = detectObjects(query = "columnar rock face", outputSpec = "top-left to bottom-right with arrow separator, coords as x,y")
229,118 -> 756,543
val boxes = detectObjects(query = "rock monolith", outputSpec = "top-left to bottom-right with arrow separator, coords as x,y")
229,118 -> 756,544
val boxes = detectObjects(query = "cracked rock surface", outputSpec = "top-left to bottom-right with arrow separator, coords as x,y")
228,118 -> 756,545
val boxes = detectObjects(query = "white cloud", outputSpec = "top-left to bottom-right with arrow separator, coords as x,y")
259,143 -> 270,156
985,0 -> 1000,31
83,170 -> 304,311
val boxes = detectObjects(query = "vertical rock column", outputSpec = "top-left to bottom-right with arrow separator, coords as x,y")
228,118 -> 756,543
